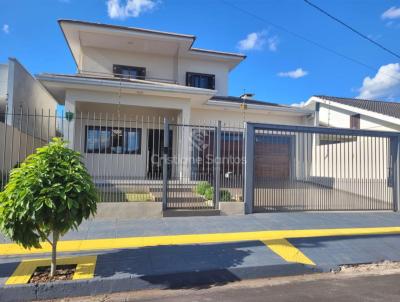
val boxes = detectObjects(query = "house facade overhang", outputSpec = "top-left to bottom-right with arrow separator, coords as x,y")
37,73 -> 216,105
58,19 -> 246,72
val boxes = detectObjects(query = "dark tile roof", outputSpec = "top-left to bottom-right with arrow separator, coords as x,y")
210,96 -> 286,108
315,95 -> 400,119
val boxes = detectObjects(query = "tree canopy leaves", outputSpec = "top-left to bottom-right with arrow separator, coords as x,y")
0,138 -> 98,249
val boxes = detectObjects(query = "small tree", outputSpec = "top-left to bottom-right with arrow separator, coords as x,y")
0,138 -> 98,276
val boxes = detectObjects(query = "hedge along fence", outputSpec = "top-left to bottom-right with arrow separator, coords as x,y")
195,181 -> 233,202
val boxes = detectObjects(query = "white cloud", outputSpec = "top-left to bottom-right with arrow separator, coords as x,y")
382,6 -> 400,20
237,32 -> 265,51
357,63 -> 400,100
107,0 -> 158,19
267,36 -> 279,52
278,68 -> 308,79
291,101 -> 306,107
237,30 -> 279,51
2,24 -> 9,34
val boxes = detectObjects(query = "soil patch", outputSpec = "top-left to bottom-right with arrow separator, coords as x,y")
29,264 -> 76,284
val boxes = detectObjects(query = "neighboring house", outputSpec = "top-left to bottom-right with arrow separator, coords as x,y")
0,58 -> 58,122
0,58 -> 58,183
304,95 -> 400,132
0,63 -> 8,118
300,95 -> 399,207
37,20 -> 313,180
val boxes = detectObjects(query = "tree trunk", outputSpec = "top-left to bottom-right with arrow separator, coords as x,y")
50,231 -> 59,277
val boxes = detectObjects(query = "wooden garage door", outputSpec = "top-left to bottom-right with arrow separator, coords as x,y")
255,135 -> 291,178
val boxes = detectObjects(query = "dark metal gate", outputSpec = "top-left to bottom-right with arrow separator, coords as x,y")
162,122 -> 220,210
244,123 -> 400,213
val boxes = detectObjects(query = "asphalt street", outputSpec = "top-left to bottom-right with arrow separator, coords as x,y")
46,271 -> 400,302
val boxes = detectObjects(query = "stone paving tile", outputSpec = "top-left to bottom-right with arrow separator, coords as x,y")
0,259 -> 20,286
2,234 -> 400,292
90,241 -> 288,278
1,212 -> 400,244
289,234 -> 400,268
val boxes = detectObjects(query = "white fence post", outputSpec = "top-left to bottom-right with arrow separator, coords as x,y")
244,122 -> 254,214
162,118 -> 169,211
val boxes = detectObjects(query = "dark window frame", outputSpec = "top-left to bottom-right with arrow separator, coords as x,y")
85,126 -> 142,154
350,114 -> 361,129
113,64 -> 146,80
186,72 -> 215,89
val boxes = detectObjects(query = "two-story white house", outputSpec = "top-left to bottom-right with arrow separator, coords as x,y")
37,20 -> 313,184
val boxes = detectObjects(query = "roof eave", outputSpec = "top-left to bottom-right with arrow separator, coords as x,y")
311,96 -> 400,126
207,100 -> 313,115
37,73 -> 216,96
58,19 -> 246,67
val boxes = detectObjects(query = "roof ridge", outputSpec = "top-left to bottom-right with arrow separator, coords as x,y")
210,95 -> 289,107
315,95 -> 400,105
58,19 -> 196,39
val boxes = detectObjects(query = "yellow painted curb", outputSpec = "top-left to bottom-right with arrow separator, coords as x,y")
1,226 -> 400,256
263,238 -> 315,266
5,255 -> 97,285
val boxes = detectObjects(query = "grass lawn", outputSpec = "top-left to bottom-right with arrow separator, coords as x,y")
99,192 -> 155,202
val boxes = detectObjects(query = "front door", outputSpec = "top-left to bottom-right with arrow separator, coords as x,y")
147,129 -> 172,179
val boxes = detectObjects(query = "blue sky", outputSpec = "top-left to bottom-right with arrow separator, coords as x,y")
1,0 -> 400,105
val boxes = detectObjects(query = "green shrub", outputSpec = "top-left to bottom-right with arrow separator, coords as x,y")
219,190 -> 232,201
0,138 -> 98,276
204,187 -> 214,200
196,181 -> 212,195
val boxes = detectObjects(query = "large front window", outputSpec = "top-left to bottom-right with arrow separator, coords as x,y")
85,126 -> 142,154
113,65 -> 146,80
186,72 -> 215,89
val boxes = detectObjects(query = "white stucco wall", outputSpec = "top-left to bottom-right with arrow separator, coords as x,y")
80,46 -> 229,95
8,59 -> 57,113
81,47 -> 176,83
0,64 -> 8,106
190,107 -> 308,126
0,121 -> 46,181
178,58 -> 229,95
318,103 -> 400,132
0,64 -> 8,117
0,59 -> 57,138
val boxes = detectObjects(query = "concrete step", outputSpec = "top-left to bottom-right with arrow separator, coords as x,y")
163,209 -> 220,217
149,187 -> 195,193
154,196 -> 206,203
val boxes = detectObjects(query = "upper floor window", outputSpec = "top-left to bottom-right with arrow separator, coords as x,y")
350,114 -> 360,129
113,65 -> 146,80
186,72 -> 215,89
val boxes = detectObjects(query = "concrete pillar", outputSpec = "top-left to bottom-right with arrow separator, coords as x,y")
314,102 -> 320,126
64,96 -> 76,149
179,105 -> 191,180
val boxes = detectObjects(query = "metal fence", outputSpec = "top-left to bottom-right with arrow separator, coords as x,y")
0,109 -> 245,209
0,109 -> 57,190
244,123 -> 400,213
163,121 -> 245,210
2,109 -> 399,213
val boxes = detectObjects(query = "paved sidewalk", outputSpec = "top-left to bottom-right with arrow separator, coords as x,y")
2,212 -> 399,243
1,212 -> 400,301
